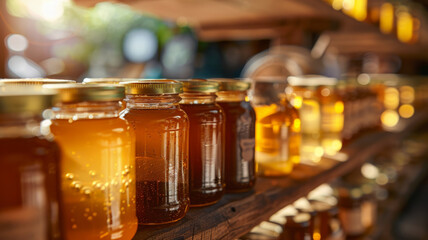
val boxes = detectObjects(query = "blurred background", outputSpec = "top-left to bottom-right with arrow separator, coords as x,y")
1,0 -> 428,81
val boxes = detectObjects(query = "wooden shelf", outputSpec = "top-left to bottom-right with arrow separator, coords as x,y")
133,112 -> 428,240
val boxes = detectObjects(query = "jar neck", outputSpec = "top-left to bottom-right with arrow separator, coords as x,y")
180,93 -> 216,104
125,94 -> 181,109
52,101 -> 121,120
216,91 -> 247,102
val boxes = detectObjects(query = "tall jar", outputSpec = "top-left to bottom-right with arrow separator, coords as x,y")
0,86 -> 62,240
251,78 -> 300,177
47,84 -> 137,240
316,80 -> 344,156
209,78 -> 256,192
179,80 -> 225,207
120,80 -> 189,225
287,76 -> 322,164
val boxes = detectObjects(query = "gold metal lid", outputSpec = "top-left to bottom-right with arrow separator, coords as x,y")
120,79 -> 183,95
82,78 -> 140,84
44,83 -> 124,103
288,75 -> 337,87
208,78 -> 251,91
0,78 -> 75,86
180,79 -> 219,93
0,86 -> 55,114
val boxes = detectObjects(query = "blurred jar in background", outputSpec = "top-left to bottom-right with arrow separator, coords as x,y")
0,86 -> 61,240
287,76 -> 323,164
210,79 -> 256,192
120,80 -> 189,225
47,84 -> 137,239
337,185 -> 377,237
250,77 -> 300,177
179,79 -> 225,207
281,213 -> 312,240
316,79 -> 344,156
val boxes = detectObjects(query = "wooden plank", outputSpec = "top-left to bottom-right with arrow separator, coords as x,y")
133,111 -> 428,239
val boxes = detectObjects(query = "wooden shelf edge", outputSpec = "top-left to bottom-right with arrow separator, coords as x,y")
133,111 -> 428,240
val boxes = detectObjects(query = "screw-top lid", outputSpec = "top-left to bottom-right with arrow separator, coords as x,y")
0,86 -> 55,114
44,83 -> 125,103
180,79 -> 219,93
208,78 -> 251,91
288,75 -> 337,87
0,78 -> 75,86
82,78 -> 140,84
120,79 -> 183,95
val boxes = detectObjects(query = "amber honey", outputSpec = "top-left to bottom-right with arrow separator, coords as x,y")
0,88 -> 62,240
254,99 -> 301,177
47,84 -> 137,240
179,80 -> 225,207
120,80 -> 189,225
210,79 -> 256,192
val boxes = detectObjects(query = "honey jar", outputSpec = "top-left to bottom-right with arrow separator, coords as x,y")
0,87 -> 62,239
47,84 -> 137,239
120,80 -> 189,225
251,78 -> 300,177
210,78 -> 256,192
179,80 -> 225,207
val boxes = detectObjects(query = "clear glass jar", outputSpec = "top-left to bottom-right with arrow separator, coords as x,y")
47,84 -> 137,240
287,76 -> 323,164
120,80 -> 189,225
0,87 -> 62,240
316,83 -> 344,156
210,78 -> 256,192
251,79 -> 300,177
179,80 -> 225,207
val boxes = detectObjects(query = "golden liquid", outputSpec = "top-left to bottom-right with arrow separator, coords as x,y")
320,101 -> 344,156
296,98 -> 323,163
121,106 -> 189,225
254,103 -> 300,177
50,118 -> 137,240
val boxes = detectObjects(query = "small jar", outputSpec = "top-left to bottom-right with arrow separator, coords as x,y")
316,81 -> 344,156
120,80 -> 189,225
0,87 -> 62,240
47,84 -> 137,240
281,213 -> 312,240
251,79 -> 300,177
210,78 -> 256,192
337,187 -> 371,237
287,76 -> 323,163
179,80 -> 225,207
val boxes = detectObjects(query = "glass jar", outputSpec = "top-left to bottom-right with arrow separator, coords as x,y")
251,79 -> 300,177
179,80 -> 225,207
0,87 -> 62,240
47,84 -> 137,240
281,213 -> 312,240
210,78 -> 256,192
287,76 -> 322,164
316,81 -> 344,156
120,80 -> 189,225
